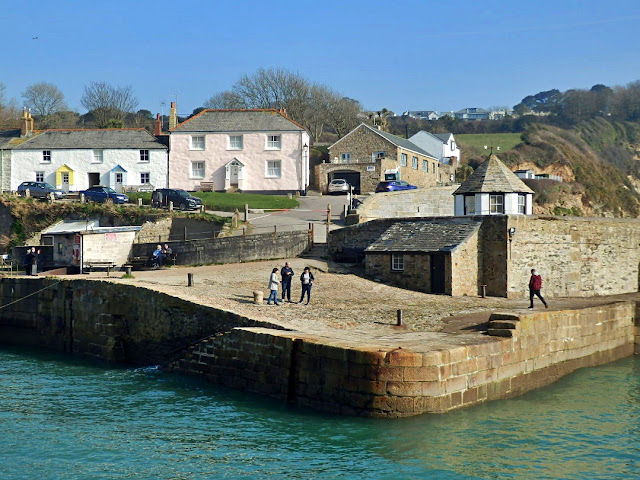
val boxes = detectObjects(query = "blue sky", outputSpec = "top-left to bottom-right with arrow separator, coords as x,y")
3,0 -> 639,117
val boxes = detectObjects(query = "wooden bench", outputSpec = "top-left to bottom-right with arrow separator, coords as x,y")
198,182 -> 214,192
128,256 -> 149,270
86,261 -> 117,276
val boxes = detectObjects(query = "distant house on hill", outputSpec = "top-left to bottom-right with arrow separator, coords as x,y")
453,154 -> 534,215
0,109 -> 168,193
168,109 -> 310,194
401,110 -> 440,121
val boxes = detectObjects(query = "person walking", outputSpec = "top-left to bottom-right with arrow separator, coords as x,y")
267,267 -> 281,305
280,262 -> 294,302
528,268 -> 548,309
297,266 -> 315,305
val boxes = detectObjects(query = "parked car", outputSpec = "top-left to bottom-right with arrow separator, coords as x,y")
81,186 -> 129,204
327,179 -> 350,194
17,181 -> 66,199
151,188 -> 203,211
375,180 -> 418,193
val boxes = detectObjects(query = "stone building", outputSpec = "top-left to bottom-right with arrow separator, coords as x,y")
330,214 -> 640,298
319,123 -> 455,194
365,219 -> 481,296
453,154 -> 534,215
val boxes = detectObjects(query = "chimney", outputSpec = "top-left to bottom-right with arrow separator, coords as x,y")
169,101 -> 178,130
21,108 -> 33,137
154,113 -> 162,136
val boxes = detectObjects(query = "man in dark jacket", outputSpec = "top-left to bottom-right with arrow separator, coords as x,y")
528,268 -> 548,309
280,262 -> 294,302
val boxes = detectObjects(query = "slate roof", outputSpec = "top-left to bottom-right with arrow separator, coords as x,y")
453,154 -> 534,194
0,129 -> 21,148
10,129 -> 167,150
332,124 -> 438,160
171,109 -> 306,133
432,133 -> 452,142
366,220 -> 481,253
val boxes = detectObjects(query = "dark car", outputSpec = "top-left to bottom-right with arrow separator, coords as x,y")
81,186 -> 129,204
152,188 -> 203,211
375,180 -> 418,193
17,181 -> 66,199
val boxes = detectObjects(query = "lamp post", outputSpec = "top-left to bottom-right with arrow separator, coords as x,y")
302,142 -> 308,195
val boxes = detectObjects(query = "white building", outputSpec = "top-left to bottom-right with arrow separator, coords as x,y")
0,110 -> 168,192
453,154 -> 534,215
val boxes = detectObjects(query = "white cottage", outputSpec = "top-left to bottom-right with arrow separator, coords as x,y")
2,110 -> 168,192
169,109 -> 310,193
453,154 -> 534,215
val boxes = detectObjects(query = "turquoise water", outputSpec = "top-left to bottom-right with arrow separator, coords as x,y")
1,347 -> 639,479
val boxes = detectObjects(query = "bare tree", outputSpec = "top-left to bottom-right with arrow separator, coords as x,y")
80,81 -> 139,128
22,82 -> 67,117
204,68 -> 363,141
204,91 -> 247,109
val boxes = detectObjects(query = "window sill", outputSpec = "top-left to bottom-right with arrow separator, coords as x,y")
265,176 -> 282,179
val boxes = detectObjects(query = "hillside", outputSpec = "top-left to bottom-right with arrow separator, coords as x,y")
461,119 -> 640,217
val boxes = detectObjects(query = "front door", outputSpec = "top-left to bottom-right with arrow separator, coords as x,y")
61,173 -> 70,192
230,165 -> 239,186
88,172 -> 100,187
430,253 -> 446,294
115,173 -> 123,193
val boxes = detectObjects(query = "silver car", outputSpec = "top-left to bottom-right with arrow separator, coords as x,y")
328,179 -> 350,194
17,181 -> 66,199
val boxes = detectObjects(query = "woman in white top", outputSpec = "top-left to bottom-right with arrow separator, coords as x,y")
267,267 -> 280,305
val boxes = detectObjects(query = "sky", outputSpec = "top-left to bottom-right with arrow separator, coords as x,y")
2,0 -> 639,117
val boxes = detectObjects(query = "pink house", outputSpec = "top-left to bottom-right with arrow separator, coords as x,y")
169,109 -> 310,194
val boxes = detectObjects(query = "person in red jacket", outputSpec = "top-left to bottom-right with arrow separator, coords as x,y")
528,269 -> 548,309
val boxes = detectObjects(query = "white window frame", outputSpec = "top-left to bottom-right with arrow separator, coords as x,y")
140,172 -> 150,184
35,171 -> 44,182
115,172 -> 123,184
401,153 -> 407,167
140,150 -> 150,162
412,156 -> 418,169
391,253 -> 404,271
42,150 -> 51,163
228,135 -> 243,150
518,194 -> 526,214
191,162 -> 205,179
266,160 -> 282,178
61,172 -> 69,184
423,160 -> 428,172
190,136 -> 205,150
490,194 -> 504,214
93,149 -> 104,163
266,134 -> 281,150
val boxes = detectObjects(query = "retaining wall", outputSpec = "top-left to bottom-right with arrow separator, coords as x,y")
179,301 -> 637,417
130,230 -> 311,266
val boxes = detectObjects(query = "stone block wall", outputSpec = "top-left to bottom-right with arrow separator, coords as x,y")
356,186 -> 457,222
178,301 -> 636,417
130,230 -> 311,266
0,278 -> 274,365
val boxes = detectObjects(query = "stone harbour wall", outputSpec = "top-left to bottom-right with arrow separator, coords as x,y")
179,301 -> 637,417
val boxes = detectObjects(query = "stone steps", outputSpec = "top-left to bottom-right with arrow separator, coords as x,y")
486,312 -> 520,337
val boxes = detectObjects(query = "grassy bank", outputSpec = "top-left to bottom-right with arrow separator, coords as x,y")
128,191 -> 300,212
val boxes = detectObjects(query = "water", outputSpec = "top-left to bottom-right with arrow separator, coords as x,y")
1,346 -> 639,480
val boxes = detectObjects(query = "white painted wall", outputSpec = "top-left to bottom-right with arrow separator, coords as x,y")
169,130 -> 310,192
9,148 -> 168,191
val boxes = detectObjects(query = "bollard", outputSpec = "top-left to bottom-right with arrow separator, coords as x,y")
397,309 -> 403,326
481,284 -> 487,298
49,192 -> 55,202
169,201 -> 173,212
244,203 -> 249,222
124,265 -> 132,275
188,273 -> 194,287
80,193 -> 85,203
253,290 -> 264,304
138,198 -> 143,207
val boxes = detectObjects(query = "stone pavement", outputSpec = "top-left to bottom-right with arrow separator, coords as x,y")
72,255 -> 640,355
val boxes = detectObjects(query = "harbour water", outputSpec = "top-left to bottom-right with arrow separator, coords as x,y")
1,346 -> 638,479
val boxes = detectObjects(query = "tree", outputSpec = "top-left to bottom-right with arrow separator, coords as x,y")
204,91 -> 247,109
80,81 -> 139,128
22,82 -> 66,117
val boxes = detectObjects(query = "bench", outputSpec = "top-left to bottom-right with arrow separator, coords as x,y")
129,256 -> 149,270
198,182 -> 214,192
86,261 -> 117,276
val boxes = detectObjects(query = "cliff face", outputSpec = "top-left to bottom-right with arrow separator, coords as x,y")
493,119 -> 640,217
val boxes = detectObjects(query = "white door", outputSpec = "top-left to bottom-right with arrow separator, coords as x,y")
115,173 -> 123,193
230,165 -> 239,185
62,173 -> 70,192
